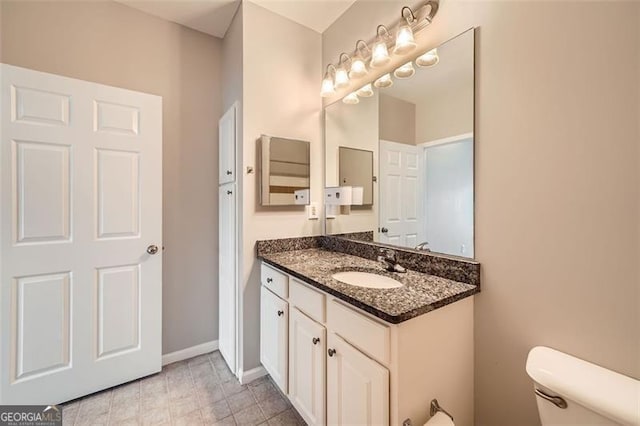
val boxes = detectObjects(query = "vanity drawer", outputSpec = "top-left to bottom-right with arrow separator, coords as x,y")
327,299 -> 390,365
261,263 -> 288,299
289,278 -> 325,323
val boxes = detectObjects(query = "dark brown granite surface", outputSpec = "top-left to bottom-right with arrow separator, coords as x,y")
332,231 -> 374,242
320,236 -> 481,287
256,236 -> 480,324
256,236 -> 320,255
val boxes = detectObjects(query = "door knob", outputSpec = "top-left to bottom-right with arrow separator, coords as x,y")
147,245 -> 159,255
266,278 -> 273,283
328,348 -> 336,357
277,310 -> 284,317
226,170 -> 232,175
312,337 -> 320,345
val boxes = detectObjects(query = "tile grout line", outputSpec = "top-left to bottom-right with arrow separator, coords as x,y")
185,357 -> 204,423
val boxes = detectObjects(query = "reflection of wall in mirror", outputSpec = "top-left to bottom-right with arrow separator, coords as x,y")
324,93 -> 379,235
379,94 -> 416,145
261,136 -> 310,206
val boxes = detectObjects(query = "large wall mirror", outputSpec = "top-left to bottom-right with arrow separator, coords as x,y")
324,29 -> 475,258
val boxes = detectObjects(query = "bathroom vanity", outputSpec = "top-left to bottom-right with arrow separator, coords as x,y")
257,238 -> 479,426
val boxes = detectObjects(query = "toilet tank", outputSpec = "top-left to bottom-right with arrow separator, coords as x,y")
526,346 -> 640,426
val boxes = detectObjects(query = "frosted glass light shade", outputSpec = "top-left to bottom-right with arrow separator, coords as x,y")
393,24 -> 416,55
343,92 -> 359,104
356,83 -> 374,97
320,75 -> 335,97
370,41 -> 391,68
334,67 -> 349,89
349,57 -> 368,79
373,73 -> 393,88
416,48 -> 439,67
394,61 -> 415,79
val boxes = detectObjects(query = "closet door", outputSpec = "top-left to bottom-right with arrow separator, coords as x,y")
218,182 -> 236,373
219,105 -> 236,184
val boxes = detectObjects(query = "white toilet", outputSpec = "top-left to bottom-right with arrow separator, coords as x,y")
526,346 -> 640,426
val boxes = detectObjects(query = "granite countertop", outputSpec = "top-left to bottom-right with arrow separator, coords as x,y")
259,248 -> 478,324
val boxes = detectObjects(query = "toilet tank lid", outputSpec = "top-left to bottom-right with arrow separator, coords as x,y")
526,346 -> 640,426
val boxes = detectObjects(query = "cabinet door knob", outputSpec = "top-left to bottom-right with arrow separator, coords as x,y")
226,170 -> 233,175
266,278 -> 273,283
312,337 -> 320,345
327,348 -> 336,357
227,190 -> 233,195
277,310 -> 284,317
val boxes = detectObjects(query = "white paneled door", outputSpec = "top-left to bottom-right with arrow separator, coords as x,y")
218,182 -> 236,374
218,103 -> 237,375
379,140 -> 419,247
0,64 -> 162,404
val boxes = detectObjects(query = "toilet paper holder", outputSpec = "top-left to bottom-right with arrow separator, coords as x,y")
401,399 -> 454,426
430,399 -> 454,422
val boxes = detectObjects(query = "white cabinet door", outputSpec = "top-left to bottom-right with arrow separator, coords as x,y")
218,182 -> 236,373
1,64 -> 162,404
327,333 -> 389,426
260,286 -> 288,393
219,104 -> 236,184
289,308 -> 326,426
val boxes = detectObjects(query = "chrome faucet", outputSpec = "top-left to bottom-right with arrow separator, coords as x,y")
415,241 -> 431,251
377,248 -> 407,273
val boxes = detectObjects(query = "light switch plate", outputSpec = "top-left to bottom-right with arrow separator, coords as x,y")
307,202 -> 319,220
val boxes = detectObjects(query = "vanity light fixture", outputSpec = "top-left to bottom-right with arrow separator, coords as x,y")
349,40 -> 370,79
320,0 -> 439,97
394,7 -> 417,55
394,61 -> 415,79
320,64 -> 336,97
416,48 -> 439,67
356,83 -> 374,97
334,53 -> 351,89
370,25 -> 392,68
343,92 -> 360,104
373,73 -> 393,88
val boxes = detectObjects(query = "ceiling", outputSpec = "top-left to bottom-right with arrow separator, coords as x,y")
115,0 -> 356,38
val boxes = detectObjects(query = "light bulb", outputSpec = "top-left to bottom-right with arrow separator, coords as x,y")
334,67 -> 349,89
393,23 -> 416,55
320,74 -> 335,97
370,40 -> 391,68
416,48 -> 439,67
373,73 -> 393,88
343,92 -> 359,104
394,61 -> 415,79
349,56 -> 367,79
356,83 -> 374,97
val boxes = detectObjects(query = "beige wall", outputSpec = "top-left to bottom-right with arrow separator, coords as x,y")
241,2 -> 322,370
379,94 -> 416,145
415,80 -> 473,143
324,1 -> 640,425
325,93 -> 379,235
0,0 -> 223,355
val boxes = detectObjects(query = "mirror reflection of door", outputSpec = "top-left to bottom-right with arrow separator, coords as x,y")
323,29 -> 475,258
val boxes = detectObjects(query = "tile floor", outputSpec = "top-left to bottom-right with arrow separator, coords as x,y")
61,351 -> 306,425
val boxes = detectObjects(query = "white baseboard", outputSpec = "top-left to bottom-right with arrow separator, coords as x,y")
162,340 -> 219,366
238,365 -> 267,384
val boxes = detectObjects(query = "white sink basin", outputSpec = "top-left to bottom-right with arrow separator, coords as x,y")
331,271 -> 403,289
